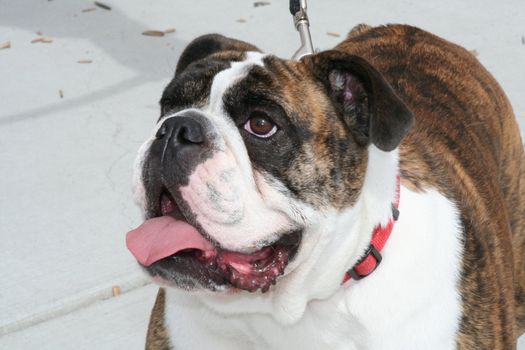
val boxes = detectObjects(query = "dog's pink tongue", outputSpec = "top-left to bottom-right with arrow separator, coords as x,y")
126,216 -> 215,266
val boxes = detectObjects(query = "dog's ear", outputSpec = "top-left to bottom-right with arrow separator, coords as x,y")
176,34 -> 261,75
304,50 -> 414,151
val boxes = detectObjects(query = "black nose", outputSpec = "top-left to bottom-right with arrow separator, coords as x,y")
149,112 -> 213,189
156,116 -> 205,145
153,114 -> 210,170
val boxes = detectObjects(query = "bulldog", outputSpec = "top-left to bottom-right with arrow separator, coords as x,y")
126,24 -> 525,349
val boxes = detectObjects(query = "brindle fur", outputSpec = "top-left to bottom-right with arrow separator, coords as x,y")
145,25 -> 525,349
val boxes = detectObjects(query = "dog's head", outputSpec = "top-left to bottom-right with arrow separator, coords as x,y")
127,34 -> 413,318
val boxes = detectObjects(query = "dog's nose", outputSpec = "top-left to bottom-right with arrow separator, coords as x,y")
152,113 -> 211,172
156,116 -> 205,145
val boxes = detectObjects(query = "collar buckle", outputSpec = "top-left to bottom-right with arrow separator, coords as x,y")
347,244 -> 383,281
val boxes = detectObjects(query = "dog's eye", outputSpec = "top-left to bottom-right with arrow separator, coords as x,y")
243,111 -> 278,138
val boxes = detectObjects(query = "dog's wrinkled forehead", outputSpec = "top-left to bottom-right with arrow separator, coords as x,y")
160,51 -> 248,116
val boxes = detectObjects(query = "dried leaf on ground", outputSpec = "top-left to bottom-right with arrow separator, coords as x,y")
94,1 -> 111,10
253,1 -> 270,7
31,37 -> 53,43
82,7 -> 97,13
164,28 -> 176,34
326,32 -> 341,38
77,59 -> 93,64
112,285 -> 121,297
0,41 -> 11,49
142,30 -> 165,37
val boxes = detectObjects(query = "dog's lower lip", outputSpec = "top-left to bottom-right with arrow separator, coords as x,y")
155,231 -> 301,293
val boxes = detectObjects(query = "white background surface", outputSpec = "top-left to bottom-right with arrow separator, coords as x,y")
1,0 -> 524,348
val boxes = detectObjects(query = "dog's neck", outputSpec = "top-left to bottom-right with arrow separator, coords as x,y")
342,175 -> 400,283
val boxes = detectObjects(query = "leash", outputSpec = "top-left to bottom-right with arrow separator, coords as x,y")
289,0 -> 315,60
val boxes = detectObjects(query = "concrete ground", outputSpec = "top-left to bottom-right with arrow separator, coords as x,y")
0,0 -> 524,348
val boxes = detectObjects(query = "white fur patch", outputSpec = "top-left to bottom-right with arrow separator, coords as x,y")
202,51 -> 266,185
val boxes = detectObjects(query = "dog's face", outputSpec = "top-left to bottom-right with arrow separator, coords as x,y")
127,34 -> 412,309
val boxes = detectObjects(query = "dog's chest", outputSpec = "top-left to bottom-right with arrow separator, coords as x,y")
163,187 -> 463,350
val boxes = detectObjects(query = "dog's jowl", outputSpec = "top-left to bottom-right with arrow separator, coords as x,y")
126,25 -> 525,349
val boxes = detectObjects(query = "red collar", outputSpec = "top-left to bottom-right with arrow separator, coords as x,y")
342,176 -> 400,284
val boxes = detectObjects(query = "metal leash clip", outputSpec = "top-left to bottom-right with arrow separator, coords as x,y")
290,0 -> 315,60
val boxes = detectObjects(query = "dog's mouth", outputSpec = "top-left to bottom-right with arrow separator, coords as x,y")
126,190 -> 302,293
